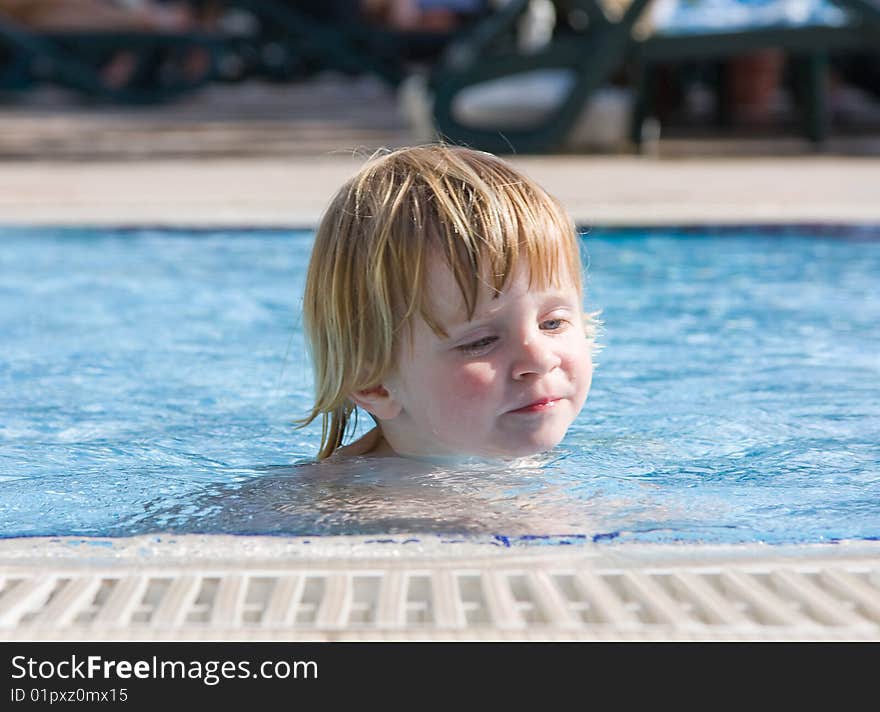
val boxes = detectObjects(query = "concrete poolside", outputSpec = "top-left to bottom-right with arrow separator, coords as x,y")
1,78 -> 879,641
1,78 -> 880,227
2,154 -> 880,227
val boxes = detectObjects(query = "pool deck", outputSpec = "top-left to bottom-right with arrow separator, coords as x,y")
1,79 -> 879,227
3,154 -> 880,227
2,78 -> 879,641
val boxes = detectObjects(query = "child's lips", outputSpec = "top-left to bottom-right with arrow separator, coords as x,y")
508,397 -> 561,414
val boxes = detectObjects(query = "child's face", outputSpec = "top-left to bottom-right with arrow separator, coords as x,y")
381,253 -> 593,460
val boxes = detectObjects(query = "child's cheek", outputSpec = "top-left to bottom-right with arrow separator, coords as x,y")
443,363 -> 497,408
564,342 -> 594,402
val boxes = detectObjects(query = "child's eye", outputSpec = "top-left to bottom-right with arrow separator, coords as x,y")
457,336 -> 497,354
541,318 -> 567,331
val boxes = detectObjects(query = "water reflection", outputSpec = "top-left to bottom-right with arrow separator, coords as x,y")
128,452 -> 633,537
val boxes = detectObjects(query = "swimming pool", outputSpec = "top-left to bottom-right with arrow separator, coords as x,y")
2,226 -> 879,545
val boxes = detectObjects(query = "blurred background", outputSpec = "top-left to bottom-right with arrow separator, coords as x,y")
1,0 -> 879,160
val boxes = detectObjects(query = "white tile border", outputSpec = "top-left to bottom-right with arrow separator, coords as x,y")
1,536 -> 878,641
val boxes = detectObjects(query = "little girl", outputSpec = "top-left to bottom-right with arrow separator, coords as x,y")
299,144 -> 596,462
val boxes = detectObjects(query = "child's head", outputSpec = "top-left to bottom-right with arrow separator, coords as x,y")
300,145 -> 595,461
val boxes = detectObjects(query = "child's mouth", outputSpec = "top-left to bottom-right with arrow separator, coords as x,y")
509,398 -> 560,414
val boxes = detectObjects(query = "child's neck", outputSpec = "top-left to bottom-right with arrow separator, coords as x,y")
332,425 -> 531,467
331,426 -> 395,460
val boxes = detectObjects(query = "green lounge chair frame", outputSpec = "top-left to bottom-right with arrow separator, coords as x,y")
212,0 -> 478,88
0,19 -> 221,104
429,0 -> 653,153
629,0 -> 880,145
429,0 -> 880,153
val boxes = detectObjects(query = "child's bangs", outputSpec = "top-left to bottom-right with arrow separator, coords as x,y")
416,170 -> 582,337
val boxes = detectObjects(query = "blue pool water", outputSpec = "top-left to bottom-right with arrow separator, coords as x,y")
2,226 -> 879,544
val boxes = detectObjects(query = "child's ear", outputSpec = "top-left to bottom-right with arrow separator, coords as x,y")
350,385 -> 401,421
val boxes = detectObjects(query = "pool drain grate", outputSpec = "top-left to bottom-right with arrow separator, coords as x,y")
2,559 -> 879,640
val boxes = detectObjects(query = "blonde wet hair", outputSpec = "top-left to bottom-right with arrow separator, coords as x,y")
299,144 -> 595,460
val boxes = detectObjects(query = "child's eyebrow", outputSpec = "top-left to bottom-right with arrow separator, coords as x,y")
443,314 -> 492,335
440,290 -> 579,335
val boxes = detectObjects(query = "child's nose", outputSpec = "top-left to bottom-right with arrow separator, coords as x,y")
511,335 -> 560,380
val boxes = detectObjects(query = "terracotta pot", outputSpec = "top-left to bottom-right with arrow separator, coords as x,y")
728,49 -> 786,123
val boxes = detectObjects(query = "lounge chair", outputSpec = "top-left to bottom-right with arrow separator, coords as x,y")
0,17 -> 221,104
208,0 -> 490,88
427,0 -> 880,153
